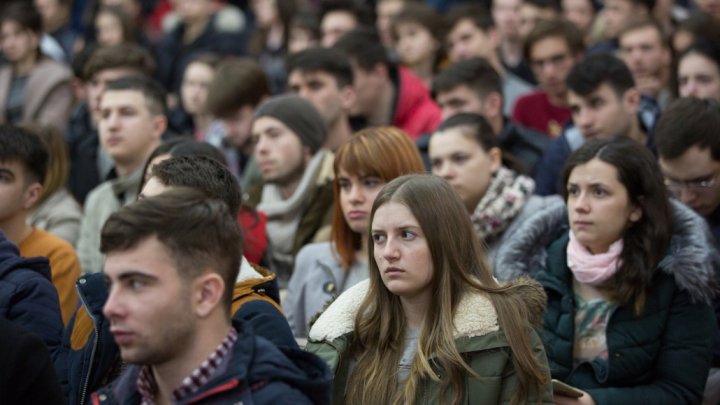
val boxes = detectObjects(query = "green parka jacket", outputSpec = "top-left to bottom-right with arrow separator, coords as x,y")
305,279 -> 554,404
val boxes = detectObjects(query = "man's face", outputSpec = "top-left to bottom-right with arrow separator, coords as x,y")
436,85 -> 486,120
103,235 -> 196,366
563,0 -> 595,35
252,116 -> 310,186
0,161 -> 40,225
603,0 -> 641,39
660,145 -> 720,216
376,0 -> 404,47
619,26 -> 670,82
568,82 -> 637,139
492,0 -> 522,41
529,36 -> 577,98
348,62 -> 385,116
519,4 -> 558,39
99,89 -> 162,166
446,19 -> 496,62
86,68 -> 141,125
678,52 -> 720,102
288,70 -> 351,126
221,105 -> 256,149
321,11 -> 357,47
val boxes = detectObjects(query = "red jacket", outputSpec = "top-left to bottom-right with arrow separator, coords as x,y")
393,67 -> 442,140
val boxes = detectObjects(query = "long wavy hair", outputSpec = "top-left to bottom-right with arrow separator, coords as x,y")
561,137 -> 673,314
345,174 -> 548,405
331,127 -> 425,269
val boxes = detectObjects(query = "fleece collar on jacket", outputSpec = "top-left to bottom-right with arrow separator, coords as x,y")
308,279 -> 499,342
493,198 -> 718,304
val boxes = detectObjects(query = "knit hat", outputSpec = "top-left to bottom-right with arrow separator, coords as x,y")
254,94 -> 327,154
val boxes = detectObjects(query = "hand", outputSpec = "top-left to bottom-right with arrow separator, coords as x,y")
554,390 -> 596,405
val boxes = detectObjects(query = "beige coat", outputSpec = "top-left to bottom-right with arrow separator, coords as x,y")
0,57 -> 73,132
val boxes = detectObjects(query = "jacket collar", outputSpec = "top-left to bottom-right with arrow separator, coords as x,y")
494,198 -> 719,303
308,279 -> 499,342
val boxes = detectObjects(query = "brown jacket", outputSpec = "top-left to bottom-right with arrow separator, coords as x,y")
0,57 -> 73,132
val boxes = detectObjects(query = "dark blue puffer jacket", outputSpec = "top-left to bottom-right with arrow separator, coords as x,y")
0,231 -> 63,356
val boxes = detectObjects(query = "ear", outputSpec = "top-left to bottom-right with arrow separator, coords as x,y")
192,272 -> 226,318
623,88 -> 641,113
482,92 -> 503,122
339,84 -> 356,112
629,204 -> 642,223
488,147 -> 503,173
22,182 -> 43,210
151,114 -> 168,140
303,145 -> 314,164
488,27 -> 500,49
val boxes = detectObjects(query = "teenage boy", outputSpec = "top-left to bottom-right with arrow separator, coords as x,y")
77,76 -> 165,274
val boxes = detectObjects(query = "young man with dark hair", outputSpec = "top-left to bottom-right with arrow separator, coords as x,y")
0,124 -> 80,325
68,43 -> 156,204
77,76 -> 166,274
513,19 -> 584,137
518,0 -> 561,39
93,189 -> 330,404
654,97 -> 720,405
591,0 -> 654,53
444,3 -> 534,114
286,47 -> 355,151
534,53 -> 645,195
319,0 -> 372,47
618,20 -> 672,110
206,58 -> 270,182
333,27 -> 441,139
431,57 -> 549,172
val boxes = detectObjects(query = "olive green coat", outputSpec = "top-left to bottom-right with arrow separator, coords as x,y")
305,280 -> 554,404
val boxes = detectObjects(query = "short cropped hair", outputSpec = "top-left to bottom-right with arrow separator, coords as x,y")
104,76 -> 167,116
523,19 -> 584,62
82,44 -> 156,82
286,47 -> 354,88
0,124 -> 48,185
206,58 -> 270,118
150,155 -> 242,217
101,188 -> 243,311
432,57 -> 502,100
319,0 -> 373,27
654,98 -> 720,161
445,4 -> 495,34
333,27 -> 389,71
566,53 -> 635,97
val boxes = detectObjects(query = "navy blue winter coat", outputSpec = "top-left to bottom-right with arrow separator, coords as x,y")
0,231 -> 63,355
90,320 -> 332,404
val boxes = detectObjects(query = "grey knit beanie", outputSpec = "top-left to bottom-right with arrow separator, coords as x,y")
254,94 -> 327,154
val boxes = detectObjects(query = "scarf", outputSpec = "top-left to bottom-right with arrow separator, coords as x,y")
566,230 -> 623,286
471,166 -> 534,241
258,151 -> 326,268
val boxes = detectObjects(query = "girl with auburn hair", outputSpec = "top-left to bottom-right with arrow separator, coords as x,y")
494,137 -> 717,404
306,174 -> 552,404
284,126 -> 425,338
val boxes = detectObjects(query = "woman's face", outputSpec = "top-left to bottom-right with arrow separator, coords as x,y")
562,0 -> 595,35
372,201 -> 433,300
338,168 -> 386,236
429,128 -> 501,212
678,52 -> 720,102
394,21 -> 438,67
181,62 -> 214,115
0,20 -> 39,64
567,159 -> 641,254
95,12 -> 124,46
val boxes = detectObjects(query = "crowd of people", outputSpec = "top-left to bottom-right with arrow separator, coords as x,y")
1,0 -> 720,403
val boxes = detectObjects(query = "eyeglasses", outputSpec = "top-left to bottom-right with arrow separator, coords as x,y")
665,173 -> 718,194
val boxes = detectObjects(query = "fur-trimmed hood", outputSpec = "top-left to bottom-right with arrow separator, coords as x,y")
494,198 -> 719,303
309,279 -> 503,343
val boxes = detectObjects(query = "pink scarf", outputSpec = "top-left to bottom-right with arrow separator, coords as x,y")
566,231 -> 623,286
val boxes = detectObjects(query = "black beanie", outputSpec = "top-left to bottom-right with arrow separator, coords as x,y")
254,95 -> 327,154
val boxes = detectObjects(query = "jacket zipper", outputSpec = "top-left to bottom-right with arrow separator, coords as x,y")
78,280 -> 100,405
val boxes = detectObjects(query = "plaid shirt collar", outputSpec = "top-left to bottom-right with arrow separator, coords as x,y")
136,327 -> 238,404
